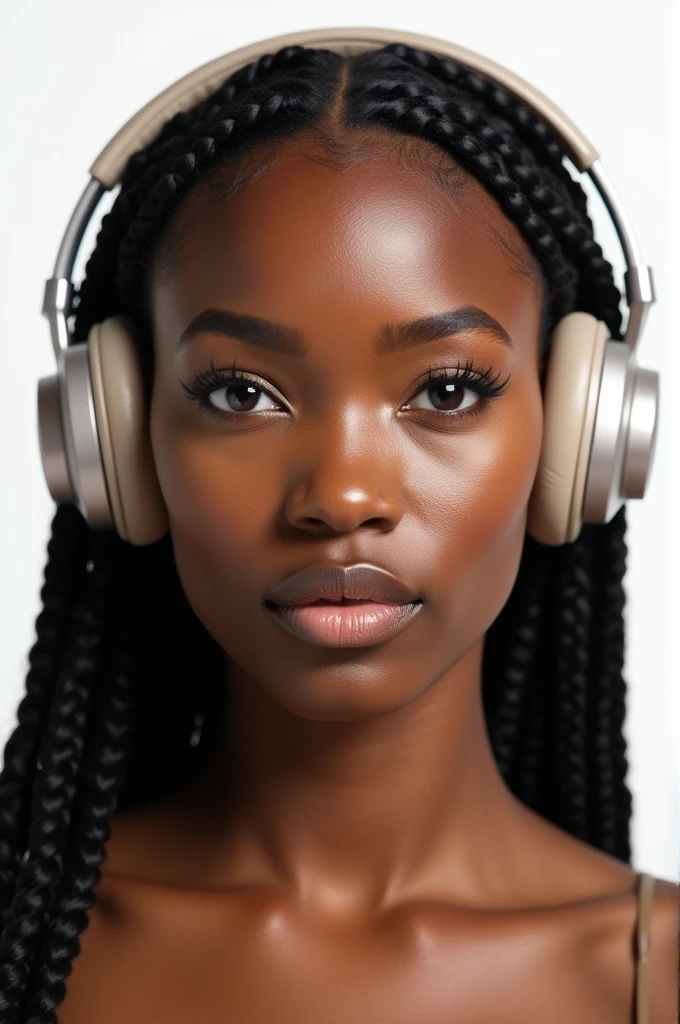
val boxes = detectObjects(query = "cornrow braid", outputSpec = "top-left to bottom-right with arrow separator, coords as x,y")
0,509 -> 87,918
481,532 -> 555,784
588,507 -> 631,856
116,44 -> 326,187
73,46 -> 345,337
552,526 -> 595,840
19,563 -> 136,1024
0,530 -> 115,1022
346,46 -> 623,341
390,43 -> 623,333
381,37 -> 607,279
1,41 -> 636,1021
385,44 -> 582,185
505,539 -> 561,811
115,90 -> 304,307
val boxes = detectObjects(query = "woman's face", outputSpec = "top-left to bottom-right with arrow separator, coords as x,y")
150,134 -> 545,721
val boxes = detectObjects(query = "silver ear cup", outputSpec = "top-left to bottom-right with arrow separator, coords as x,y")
621,366 -> 659,500
37,343 -> 114,529
582,343 -> 660,525
37,373 -> 72,505
526,311 -> 659,547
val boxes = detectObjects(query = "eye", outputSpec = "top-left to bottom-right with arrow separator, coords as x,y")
209,380 -> 279,414
407,374 -> 479,415
180,361 -> 286,420
402,362 -> 511,421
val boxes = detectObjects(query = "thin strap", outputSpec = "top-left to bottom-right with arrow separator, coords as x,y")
636,871 -> 656,1024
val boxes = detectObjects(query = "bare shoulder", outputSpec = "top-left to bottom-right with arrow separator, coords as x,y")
551,843 -> 678,1023
533,856 -> 678,1023
647,877 -> 679,1024
508,805 -> 678,1022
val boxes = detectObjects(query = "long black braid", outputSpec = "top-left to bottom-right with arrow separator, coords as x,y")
0,42 -> 632,1022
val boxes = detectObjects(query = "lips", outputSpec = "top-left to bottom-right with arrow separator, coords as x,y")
263,563 -> 423,648
264,563 -> 420,608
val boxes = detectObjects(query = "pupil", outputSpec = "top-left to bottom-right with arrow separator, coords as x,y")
429,381 -> 463,411
227,384 -> 259,412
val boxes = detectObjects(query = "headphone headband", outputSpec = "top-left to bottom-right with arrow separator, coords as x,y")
90,26 -> 599,185
43,26 -> 655,363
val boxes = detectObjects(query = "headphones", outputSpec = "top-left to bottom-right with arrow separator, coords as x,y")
37,26 -> 659,548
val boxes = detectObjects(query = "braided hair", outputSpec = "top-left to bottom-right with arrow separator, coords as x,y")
0,42 -> 631,1022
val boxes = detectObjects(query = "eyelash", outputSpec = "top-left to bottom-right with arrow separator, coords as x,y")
180,358 -> 511,424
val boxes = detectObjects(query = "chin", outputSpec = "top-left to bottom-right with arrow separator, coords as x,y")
250,659 -> 435,723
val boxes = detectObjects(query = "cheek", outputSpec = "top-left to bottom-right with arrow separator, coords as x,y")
464,385 -> 542,549
422,374 -> 544,640
150,368 -> 277,544
149,389 -> 277,640
153,432 -> 271,553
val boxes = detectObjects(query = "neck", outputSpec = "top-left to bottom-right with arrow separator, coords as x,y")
182,640 -> 528,915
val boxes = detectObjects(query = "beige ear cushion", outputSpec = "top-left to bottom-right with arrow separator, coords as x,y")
527,312 -> 608,546
88,316 -> 169,545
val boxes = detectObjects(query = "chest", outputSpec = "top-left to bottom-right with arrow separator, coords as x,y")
58,883 -> 636,1024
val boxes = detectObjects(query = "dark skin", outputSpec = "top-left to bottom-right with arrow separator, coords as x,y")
60,135 -> 678,1023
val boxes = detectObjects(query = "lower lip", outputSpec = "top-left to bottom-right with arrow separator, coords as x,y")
265,599 -> 424,647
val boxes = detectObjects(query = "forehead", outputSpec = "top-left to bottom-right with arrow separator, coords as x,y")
150,137 -> 543,358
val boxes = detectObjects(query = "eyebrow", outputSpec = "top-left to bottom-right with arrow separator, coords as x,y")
176,305 -> 514,356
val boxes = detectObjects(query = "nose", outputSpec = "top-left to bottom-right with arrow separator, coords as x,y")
283,419 -> 405,535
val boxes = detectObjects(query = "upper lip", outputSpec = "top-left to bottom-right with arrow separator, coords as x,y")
265,563 -> 421,607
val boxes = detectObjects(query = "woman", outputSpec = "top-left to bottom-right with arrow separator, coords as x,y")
0,30 -> 676,1023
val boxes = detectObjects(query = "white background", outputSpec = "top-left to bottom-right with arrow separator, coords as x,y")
1,0 -> 678,881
